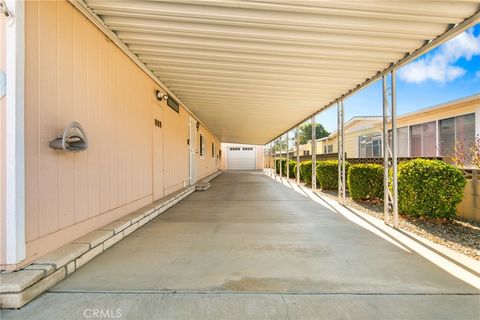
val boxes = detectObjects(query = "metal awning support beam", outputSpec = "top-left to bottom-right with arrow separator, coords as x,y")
296,125 -> 300,184
273,139 -> 277,178
266,11 -> 480,145
279,135 -> 283,179
270,142 -> 274,175
286,131 -> 290,179
311,116 -> 317,190
338,99 -> 346,204
382,71 -> 399,228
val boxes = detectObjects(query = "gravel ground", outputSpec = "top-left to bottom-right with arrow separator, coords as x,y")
315,188 -> 480,261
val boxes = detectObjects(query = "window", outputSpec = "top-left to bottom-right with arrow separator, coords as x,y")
303,150 -> 310,156
397,127 -> 409,157
212,143 -> 215,158
358,133 -> 382,158
388,127 -> 409,157
410,121 -> 436,157
439,117 -> 455,156
323,144 -> 333,154
199,134 -> 205,157
439,113 -> 475,156
242,147 -> 253,151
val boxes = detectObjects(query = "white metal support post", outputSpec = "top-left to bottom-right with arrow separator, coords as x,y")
296,126 -> 300,184
286,132 -> 289,179
273,140 -> 277,178
279,135 -> 283,179
4,0 -> 26,265
263,144 -> 268,173
382,72 -> 399,228
391,71 -> 399,227
337,99 -> 346,203
311,116 -> 316,190
270,142 -> 274,175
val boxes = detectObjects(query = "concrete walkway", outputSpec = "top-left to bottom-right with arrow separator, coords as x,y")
2,171 -> 479,319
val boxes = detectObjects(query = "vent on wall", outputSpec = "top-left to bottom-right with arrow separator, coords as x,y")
167,96 -> 180,113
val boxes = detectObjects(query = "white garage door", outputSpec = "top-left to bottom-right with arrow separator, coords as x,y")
227,146 -> 256,170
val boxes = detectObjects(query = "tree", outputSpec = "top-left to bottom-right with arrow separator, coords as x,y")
297,123 -> 330,144
453,136 -> 480,169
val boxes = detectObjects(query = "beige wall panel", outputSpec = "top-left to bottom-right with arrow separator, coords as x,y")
196,126 -> 220,180
255,146 -> 264,170
153,104 -> 164,201
86,21 -> 101,219
107,39 -> 119,210
37,0 -> 59,236
72,8 -> 89,224
24,0 -> 39,242
163,107 -> 189,193
98,34 -> 111,213
57,1 -> 75,229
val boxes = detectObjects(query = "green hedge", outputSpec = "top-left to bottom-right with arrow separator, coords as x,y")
299,160 -> 313,184
274,159 -> 297,178
348,164 -> 383,200
396,159 -> 466,219
316,160 -> 350,190
274,159 -> 284,174
283,160 -> 297,178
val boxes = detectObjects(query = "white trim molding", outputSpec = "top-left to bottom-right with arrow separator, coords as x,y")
5,0 -> 25,265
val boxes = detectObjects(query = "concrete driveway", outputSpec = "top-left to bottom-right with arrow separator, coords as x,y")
2,171 -> 479,319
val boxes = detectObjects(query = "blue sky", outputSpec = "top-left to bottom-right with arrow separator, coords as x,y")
316,24 -> 480,133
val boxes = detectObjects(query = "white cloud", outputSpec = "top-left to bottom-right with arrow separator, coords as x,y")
399,29 -> 480,84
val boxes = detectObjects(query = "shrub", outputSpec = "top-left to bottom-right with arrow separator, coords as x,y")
396,159 -> 466,219
299,160 -> 313,184
280,159 -> 287,176
316,160 -> 350,190
348,164 -> 383,200
284,160 -> 297,178
274,158 -> 285,174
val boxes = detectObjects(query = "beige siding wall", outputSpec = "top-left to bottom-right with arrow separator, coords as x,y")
16,0 -> 220,267
163,106 -> 190,195
197,125 -> 221,180
345,127 -> 380,158
396,99 -> 478,129
0,12 -> 6,265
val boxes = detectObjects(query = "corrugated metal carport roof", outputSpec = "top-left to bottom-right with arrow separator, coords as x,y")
74,0 -> 479,144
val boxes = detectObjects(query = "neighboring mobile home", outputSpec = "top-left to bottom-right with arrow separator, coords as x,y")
299,94 -> 480,160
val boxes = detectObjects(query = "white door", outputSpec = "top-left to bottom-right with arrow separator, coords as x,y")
189,117 -> 197,184
227,146 -> 256,170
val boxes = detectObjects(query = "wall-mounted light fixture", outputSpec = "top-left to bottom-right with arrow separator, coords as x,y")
196,121 -> 200,130
155,90 -> 168,101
